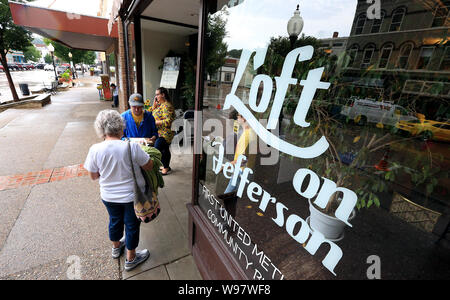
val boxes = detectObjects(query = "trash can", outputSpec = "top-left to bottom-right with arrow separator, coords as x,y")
19,83 -> 30,96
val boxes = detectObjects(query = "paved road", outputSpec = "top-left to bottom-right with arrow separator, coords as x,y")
0,77 -> 201,280
0,69 -> 83,103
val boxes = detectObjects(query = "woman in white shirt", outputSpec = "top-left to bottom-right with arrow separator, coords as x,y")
84,110 -> 153,271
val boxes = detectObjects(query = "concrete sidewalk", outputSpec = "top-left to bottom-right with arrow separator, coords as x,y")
0,76 -> 201,280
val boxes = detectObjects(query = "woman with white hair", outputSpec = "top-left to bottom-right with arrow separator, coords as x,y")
84,109 -> 153,272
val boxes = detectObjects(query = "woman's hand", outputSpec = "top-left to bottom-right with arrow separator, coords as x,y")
152,98 -> 159,110
141,158 -> 154,171
89,172 -> 100,180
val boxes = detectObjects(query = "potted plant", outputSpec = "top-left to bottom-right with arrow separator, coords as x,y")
283,83 -> 417,240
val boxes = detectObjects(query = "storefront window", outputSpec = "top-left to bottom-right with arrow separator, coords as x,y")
197,0 -> 449,279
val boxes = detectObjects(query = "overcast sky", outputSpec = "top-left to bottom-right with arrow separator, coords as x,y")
223,0 -> 358,50
29,0 -> 110,17
28,0 -> 358,51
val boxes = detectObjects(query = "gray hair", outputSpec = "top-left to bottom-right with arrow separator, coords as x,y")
94,110 -> 124,138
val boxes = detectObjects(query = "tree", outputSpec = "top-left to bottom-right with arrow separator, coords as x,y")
204,8 -> 228,77
23,45 -> 41,62
43,38 -> 96,65
0,0 -> 33,101
44,53 -> 53,64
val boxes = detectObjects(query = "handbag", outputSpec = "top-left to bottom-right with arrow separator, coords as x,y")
127,141 -> 161,223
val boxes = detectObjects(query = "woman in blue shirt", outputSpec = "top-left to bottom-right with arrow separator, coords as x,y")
121,93 -> 158,142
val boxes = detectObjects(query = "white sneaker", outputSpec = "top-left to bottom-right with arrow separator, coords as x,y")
124,249 -> 150,271
111,236 -> 125,259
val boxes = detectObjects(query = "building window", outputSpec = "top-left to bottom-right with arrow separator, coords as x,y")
347,45 -> 358,67
417,46 -> 435,69
389,8 -> 405,32
361,45 -> 375,68
225,73 -> 232,82
378,44 -> 393,68
355,14 -> 366,35
432,1 -> 450,27
440,47 -> 450,71
371,11 -> 385,33
397,43 -> 413,69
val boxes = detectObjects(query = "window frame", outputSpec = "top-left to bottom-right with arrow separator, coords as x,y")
389,8 -> 406,32
370,11 -> 385,33
361,45 -> 375,69
439,46 -> 450,71
397,43 -> 413,69
378,44 -> 394,69
355,13 -> 367,35
416,46 -> 435,70
431,1 -> 450,27
347,45 -> 359,67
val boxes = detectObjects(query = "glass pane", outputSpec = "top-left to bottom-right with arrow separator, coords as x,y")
198,0 -> 450,280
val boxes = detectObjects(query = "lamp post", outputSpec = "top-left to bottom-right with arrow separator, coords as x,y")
287,4 -> 304,49
68,52 -> 75,79
48,43 -> 58,81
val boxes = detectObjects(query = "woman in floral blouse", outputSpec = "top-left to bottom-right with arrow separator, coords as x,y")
149,87 -> 175,175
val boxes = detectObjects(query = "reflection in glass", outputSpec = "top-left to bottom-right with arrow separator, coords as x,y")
417,46 -> 435,70
397,43 -> 412,69
197,0 -> 450,280
389,7 -> 405,32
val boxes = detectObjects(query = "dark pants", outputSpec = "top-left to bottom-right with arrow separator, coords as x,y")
102,200 -> 140,250
155,137 -> 171,169
113,95 -> 119,107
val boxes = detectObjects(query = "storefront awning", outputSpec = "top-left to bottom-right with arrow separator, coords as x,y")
9,1 -> 118,52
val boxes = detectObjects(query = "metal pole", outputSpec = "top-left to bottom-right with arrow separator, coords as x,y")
51,52 -> 58,81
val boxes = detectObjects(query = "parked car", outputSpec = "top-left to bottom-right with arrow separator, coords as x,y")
340,98 -> 417,126
36,63 -> 46,69
16,63 -> 26,70
44,64 -> 55,71
20,63 -> 33,70
396,119 -> 450,142
7,63 -> 19,71
0,65 -> 3,72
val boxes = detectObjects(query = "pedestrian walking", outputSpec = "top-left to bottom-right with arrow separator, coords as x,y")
84,109 -> 153,271
148,87 -> 175,175
121,93 -> 158,144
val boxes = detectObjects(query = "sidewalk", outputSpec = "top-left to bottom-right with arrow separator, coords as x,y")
0,76 -> 201,280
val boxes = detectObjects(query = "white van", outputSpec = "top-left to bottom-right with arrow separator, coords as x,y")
340,98 -> 417,126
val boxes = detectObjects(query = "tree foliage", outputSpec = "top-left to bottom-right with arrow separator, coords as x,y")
23,45 -> 41,62
43,38 -> 96,65
204,8 -> 228,77
0,0 -> 33,55
0,0 -> 34,101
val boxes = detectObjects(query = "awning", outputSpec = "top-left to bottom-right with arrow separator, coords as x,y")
9,1 -> 119,52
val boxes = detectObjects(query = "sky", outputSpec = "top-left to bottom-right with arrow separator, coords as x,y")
28,0 -> 111,17
222,0 -> 358,50
27,0 -> 358,51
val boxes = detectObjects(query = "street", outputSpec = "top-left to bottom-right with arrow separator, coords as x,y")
0,77 -> 200,279
0,69 -> 79,103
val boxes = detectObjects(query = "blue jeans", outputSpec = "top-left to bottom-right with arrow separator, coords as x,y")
154,137 -> 171,169
224,170 -> 243,194
102,200 -> 141,250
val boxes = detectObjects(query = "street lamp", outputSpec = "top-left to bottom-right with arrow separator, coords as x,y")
287,4 -> 304,48
68,52 -> 75,79
47,43 -> 58,81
